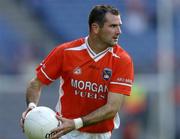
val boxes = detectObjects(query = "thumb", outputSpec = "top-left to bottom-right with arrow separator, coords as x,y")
56,113 -> 62,120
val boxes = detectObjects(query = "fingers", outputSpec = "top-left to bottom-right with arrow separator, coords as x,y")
50,130 -> 65,139
50,118 -> 74,139
51,119 -> 64,133
49,115 -> 77,139
20,108 -> 33,132
55,114 -> 63,127
50,126 -> 64,139
20,116 -> 25,132
20,111 -> 27,132
50,126 -> 71,139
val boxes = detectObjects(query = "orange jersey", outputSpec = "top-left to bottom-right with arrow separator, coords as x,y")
36,37 -> 134,133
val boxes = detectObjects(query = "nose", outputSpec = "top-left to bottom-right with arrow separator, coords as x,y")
116,26 -> 121,35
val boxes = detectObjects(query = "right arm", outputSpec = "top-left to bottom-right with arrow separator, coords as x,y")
20,77 -> 43,130
21,46 -> 61,131
26,77 -> 43,106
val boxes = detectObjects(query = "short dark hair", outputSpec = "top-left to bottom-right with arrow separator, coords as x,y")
88,5 -> 120,30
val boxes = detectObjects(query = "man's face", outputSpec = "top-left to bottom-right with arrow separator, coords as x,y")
98,13 -> 122,46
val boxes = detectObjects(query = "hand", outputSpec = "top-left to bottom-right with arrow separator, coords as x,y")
20,107 -> 34,132
50,115 -> 75,139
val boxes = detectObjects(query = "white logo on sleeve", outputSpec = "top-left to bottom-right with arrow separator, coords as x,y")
73,67 -> 82,75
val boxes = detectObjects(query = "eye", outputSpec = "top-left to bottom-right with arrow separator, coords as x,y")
111,25 -> 117,28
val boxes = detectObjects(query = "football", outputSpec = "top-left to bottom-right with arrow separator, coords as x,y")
24,106 -> 59,139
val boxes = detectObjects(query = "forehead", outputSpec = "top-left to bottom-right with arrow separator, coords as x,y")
104,12 -> 122,25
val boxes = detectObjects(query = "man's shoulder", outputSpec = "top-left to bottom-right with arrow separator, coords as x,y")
114,45 -> 133,62
56,38 -> 85,50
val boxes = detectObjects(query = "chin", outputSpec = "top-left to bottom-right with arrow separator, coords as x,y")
107,41 -> 118,47
111,42 -> 118,46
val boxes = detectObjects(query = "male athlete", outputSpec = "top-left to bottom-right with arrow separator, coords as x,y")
21,5 -> 134,139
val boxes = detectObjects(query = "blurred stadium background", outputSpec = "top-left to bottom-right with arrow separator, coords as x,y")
0,0 -> 180,139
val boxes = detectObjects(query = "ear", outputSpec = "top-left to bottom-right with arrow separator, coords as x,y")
91,23 -> 99,34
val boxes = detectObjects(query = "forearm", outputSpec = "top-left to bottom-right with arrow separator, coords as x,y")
26,77 -> 42,106
82,103 -> 117,127
82,93 -> 124,127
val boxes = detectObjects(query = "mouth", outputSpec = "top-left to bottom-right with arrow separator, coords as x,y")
113,36 -> 119,40
113,37 -> 119,42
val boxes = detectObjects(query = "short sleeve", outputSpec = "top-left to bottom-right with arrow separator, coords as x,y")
36,46 -> 63,85
109,57 -> 134,96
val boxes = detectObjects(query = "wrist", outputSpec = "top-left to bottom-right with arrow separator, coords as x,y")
73,118 -> 83,129
28,102 -> 36,109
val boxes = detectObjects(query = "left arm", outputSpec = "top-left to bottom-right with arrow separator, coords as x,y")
50,92 -> 124,138
82,92 -> 124,126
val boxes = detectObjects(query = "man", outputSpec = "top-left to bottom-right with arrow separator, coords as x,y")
21,5 -> 134,139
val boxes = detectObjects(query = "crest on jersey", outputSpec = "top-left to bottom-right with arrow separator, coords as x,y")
73,67 -> 82,75
102,68 -> 112,81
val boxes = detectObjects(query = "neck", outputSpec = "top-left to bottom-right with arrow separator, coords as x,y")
87,35 -> 109,54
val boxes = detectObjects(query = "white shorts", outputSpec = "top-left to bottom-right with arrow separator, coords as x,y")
60,130 -> 111,139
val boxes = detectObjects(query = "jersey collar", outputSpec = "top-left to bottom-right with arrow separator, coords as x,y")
85,36 -> 112,62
